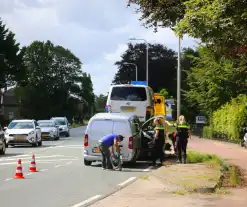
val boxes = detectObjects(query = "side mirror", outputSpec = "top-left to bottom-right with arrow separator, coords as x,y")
55,125 -> 59,128
3,127 -> 7,131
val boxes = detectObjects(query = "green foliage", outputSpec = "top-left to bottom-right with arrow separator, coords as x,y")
185,46 -> 247,115
95,94 -> 107,112
159,88 -> 169,98
202,126 -> 214,139
16,40 -> 94,121
212,94 -> 247,141
127,0 -> 186,30
0,19 -> 27,89
176,0 -> 247,56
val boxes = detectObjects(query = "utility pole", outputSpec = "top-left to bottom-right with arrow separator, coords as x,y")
177,37 -> 181,120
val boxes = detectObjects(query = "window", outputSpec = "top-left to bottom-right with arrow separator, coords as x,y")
110,87 -> 147,101
54,119 -> 66,125
8,122 -> 34,129
130,117 -> 140,135
38,122 -> 54,127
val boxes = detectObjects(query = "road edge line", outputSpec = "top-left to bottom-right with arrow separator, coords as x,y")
70,195 -> 101,207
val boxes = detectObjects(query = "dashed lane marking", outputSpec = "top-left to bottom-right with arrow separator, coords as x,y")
143,166 -> 153,172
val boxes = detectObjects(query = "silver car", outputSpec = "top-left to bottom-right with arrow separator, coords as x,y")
37,120 -> 60,140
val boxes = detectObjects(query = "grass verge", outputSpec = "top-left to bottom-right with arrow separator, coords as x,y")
186,151 -> 243,189
71,120 -> 89,128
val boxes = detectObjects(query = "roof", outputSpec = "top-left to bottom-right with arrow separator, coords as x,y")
38,120 -> 55,122
51,117 -> 66,119
92,113 -> 137,121
11,119 -> 34,122
110,84 -> 148,88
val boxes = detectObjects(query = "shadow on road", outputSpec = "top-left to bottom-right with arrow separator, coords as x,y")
1,152 -> 24,157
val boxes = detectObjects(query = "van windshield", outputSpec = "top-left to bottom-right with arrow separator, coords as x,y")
110,87 -> 147,101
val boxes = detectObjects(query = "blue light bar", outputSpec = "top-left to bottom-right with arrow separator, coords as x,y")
131,81 -> 147,86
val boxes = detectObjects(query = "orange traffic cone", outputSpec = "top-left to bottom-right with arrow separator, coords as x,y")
29,154 -> 38,172
14,159 -> 24,179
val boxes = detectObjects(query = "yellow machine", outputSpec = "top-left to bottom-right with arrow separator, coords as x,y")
153,93 -> 166,116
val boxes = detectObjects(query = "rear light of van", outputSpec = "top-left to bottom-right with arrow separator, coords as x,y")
146,106 -> 152,112
128,136 -> 133,149
84,134 -> 88,147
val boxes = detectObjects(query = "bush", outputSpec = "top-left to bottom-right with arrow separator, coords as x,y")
202,94 -> 247,141
212,94 -> 247,141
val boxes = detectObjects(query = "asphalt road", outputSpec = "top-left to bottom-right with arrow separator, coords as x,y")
0,126 -> 152,207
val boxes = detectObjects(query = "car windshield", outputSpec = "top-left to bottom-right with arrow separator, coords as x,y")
110,87 -> 147,101
54,119 -> 66,125
8,122 -> 34,129
38,122 -> 54,127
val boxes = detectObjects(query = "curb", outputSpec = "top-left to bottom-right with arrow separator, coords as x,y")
84,176 -> 138,207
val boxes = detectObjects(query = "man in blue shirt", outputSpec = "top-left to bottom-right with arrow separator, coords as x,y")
98,134 -> 124,170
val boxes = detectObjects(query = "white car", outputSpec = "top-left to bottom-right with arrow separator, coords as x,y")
51,117 -> 71,137
4,119 -> 42,147
37,120 -> 60,140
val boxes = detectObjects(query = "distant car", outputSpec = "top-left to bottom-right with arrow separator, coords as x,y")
4,119 -> 42,147
37,120 -> 60,140
50,117 -> 71,137
0,125 -> 6,154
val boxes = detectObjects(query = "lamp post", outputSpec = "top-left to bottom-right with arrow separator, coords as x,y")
123,62 -> 138,81
177,37 -> 181,120
129,38 -> 149,86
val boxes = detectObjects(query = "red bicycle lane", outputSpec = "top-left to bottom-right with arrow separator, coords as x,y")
188,137 -> 247,206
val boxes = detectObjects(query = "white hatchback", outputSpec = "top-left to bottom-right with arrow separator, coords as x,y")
83,113 -> 142,166
4,119 -> 42,147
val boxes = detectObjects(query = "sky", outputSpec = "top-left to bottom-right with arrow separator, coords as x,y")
0,0 -> 198,95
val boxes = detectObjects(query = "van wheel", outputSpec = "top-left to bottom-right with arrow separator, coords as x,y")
84,159 -> 92,166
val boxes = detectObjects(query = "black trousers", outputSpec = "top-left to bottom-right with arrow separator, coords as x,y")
98,142 -> 112,169
152,140 -> 164,164
176,137 -> 188,163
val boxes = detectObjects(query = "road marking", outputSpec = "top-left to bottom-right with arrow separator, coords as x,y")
118,177 -> 136,186
40,169 -> 48,172
54,165 -> 61,168
5,178 -> 13,181
0,155 -> 66,161
70,195 -> 101,207
26,173 -> 32,176
66,161 -> 72,165
143,166 -> 152,172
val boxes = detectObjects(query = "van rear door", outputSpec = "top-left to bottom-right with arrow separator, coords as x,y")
109,86 -> 149,121
112,120 -> 131,160
88,119 -> 113,155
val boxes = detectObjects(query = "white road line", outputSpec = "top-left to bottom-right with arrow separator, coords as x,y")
118,177 -> 136,186
5,178 -> 13,181
143,166 -> 153,172
70,195 -> 101,207
66,161 -> 72,165
40,169 -> 48,172
54,165 -> 61,168
0,155 -> 66,161
26,173 -> 32,176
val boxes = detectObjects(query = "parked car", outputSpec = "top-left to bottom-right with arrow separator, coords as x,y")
4,119 -> 42,147
83,113 -> 142,166
37,120 -> 60,140
50,117 -> 71,137
0,125 -> 6,154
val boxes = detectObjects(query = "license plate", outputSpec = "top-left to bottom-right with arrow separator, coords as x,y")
15,136 -> 25,141
122,107 -> 135,112
42,133 -> 49,137
92,147 -> 100,153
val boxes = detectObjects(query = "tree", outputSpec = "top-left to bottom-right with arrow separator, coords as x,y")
175,0 -> 247,56
18,40 -> 86,120
159,88 -> 169,98
185,46 -> 247,115
95,94 -> 108,113
0,19 -> 27,115
113,43 -> 177,96
127,0 -> 186,30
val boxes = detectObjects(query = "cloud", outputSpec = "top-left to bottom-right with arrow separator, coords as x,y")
0,0 -> 198,96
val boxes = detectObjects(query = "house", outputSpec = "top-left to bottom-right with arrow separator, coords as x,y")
0,88 -> 20,121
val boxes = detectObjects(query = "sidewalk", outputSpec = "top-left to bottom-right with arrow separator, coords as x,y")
90,137 -> 247,207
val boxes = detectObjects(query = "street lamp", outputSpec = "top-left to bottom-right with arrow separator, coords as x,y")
123,62 -> 138,81
129,38 -> 149,86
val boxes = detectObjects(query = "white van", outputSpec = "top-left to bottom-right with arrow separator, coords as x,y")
83,113 -> 142,166
106,84 -> 154,123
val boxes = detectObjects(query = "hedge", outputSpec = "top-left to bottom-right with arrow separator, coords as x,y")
202,94 -> 247,141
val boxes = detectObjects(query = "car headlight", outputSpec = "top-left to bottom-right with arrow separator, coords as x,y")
29,131 -> 35,135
